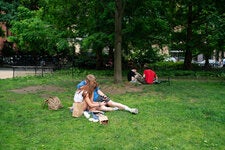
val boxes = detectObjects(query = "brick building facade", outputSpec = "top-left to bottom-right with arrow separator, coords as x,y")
0,22 -> 8,55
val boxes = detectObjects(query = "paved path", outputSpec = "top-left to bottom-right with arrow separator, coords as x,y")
0,67 -> 53,79
0,68 -> 14,79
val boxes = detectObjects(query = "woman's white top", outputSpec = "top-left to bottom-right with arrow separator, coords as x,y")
74,90 -> 84,102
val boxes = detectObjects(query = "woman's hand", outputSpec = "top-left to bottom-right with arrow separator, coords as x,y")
99,101 -> 106,106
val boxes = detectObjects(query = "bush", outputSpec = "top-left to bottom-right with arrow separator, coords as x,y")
148,61 -> 184,71
74,54 -> 96,69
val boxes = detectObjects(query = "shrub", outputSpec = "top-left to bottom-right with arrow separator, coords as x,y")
148,62 -> 184,71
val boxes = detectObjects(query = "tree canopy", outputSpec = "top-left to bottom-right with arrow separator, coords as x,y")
1,0 -> 225,82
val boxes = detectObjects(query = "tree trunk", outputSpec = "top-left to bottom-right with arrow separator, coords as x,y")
114,0 -> 123,83
184,3 -> 193,70
96,46 -> 103,70
204,54 -> 211,70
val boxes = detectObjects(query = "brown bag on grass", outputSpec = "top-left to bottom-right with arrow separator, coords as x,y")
44,96 -> 63,110
96,114 -> 109,125
72,102 -> 84,117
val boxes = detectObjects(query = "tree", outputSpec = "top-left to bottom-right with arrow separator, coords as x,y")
41,0 -> 116,69
7,0 -> 225,73
167,0 -> 225,70
0,0 -> 18,24
0,28 -> 4,37
114,0 -> 124,83
122,0 -> 170,66
0,0 -> 18,41
184,2 -> 193,70
78,1 -> 115,70
8,6 -> 69,57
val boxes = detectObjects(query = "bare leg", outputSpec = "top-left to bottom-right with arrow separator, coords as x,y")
99,105 -> 115,111
106,100 -> 127,110
86,100 -> 138,114
105,100 -> 138,114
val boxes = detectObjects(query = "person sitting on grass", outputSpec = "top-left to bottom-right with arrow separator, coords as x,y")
127,68 -> 146,84
77,74 -> 138,114
143,64 -> 159,84
73,80 -> 106,112
72,80 -> 109,121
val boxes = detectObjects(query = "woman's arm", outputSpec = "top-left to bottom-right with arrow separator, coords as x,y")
84,93 -> 105,108
97,89 -> 106,97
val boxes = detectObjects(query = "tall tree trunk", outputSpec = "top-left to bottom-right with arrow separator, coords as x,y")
204,54 -> 211,69
96,46 -> 103,70
114,0 -> 123,83
203,24 -> 211,70
184,3 -> 193,70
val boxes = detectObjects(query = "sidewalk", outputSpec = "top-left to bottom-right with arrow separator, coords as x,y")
0,67 -> 53,79
0,68 -> 13,79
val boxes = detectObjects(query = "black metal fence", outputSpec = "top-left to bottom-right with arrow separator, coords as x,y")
12,66 -> 54,78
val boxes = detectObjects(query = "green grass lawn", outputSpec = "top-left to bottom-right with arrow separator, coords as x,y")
0,70 -> 224,150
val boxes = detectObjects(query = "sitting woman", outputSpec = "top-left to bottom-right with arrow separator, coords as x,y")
127,68 -> 145,84
72,81 -> 106,117
127,68 -> 138,83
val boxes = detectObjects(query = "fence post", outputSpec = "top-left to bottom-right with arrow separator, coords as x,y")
13,66 -> 15,78
34,66 -> 37,76
41,66 -> 44,77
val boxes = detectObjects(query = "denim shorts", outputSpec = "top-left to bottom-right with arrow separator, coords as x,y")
96,95 -> 110,102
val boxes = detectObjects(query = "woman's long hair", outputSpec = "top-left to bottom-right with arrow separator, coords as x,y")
80,81 -> 98,99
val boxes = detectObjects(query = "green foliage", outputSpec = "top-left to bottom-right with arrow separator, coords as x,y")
8,6 -> 70,55
167,0 -> 225,68
1,41 -> 15,56
82,32 -> 109,50
126,47 -> 164,67
76,1 -> 115,69
2,0 -> 225,72
0,28 -> 5,37
123,0 -> 170,65
74,53 -> 97,69
0,70 -> 224,149
146,62 -> 225,80
0,0 -> 18,24
149,61 -> 184,71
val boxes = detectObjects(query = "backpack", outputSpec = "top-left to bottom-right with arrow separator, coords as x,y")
44,96 -> 63,110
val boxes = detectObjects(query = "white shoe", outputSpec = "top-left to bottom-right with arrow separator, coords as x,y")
83,111 -> 90,119
130,108 -> 138,114
113,107 -> 119,111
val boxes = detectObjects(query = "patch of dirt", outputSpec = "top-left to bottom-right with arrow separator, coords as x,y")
9,83 -> 143,95
10,85 -> 65,94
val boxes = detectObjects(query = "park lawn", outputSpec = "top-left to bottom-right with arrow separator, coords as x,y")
0,70 -> 224,150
